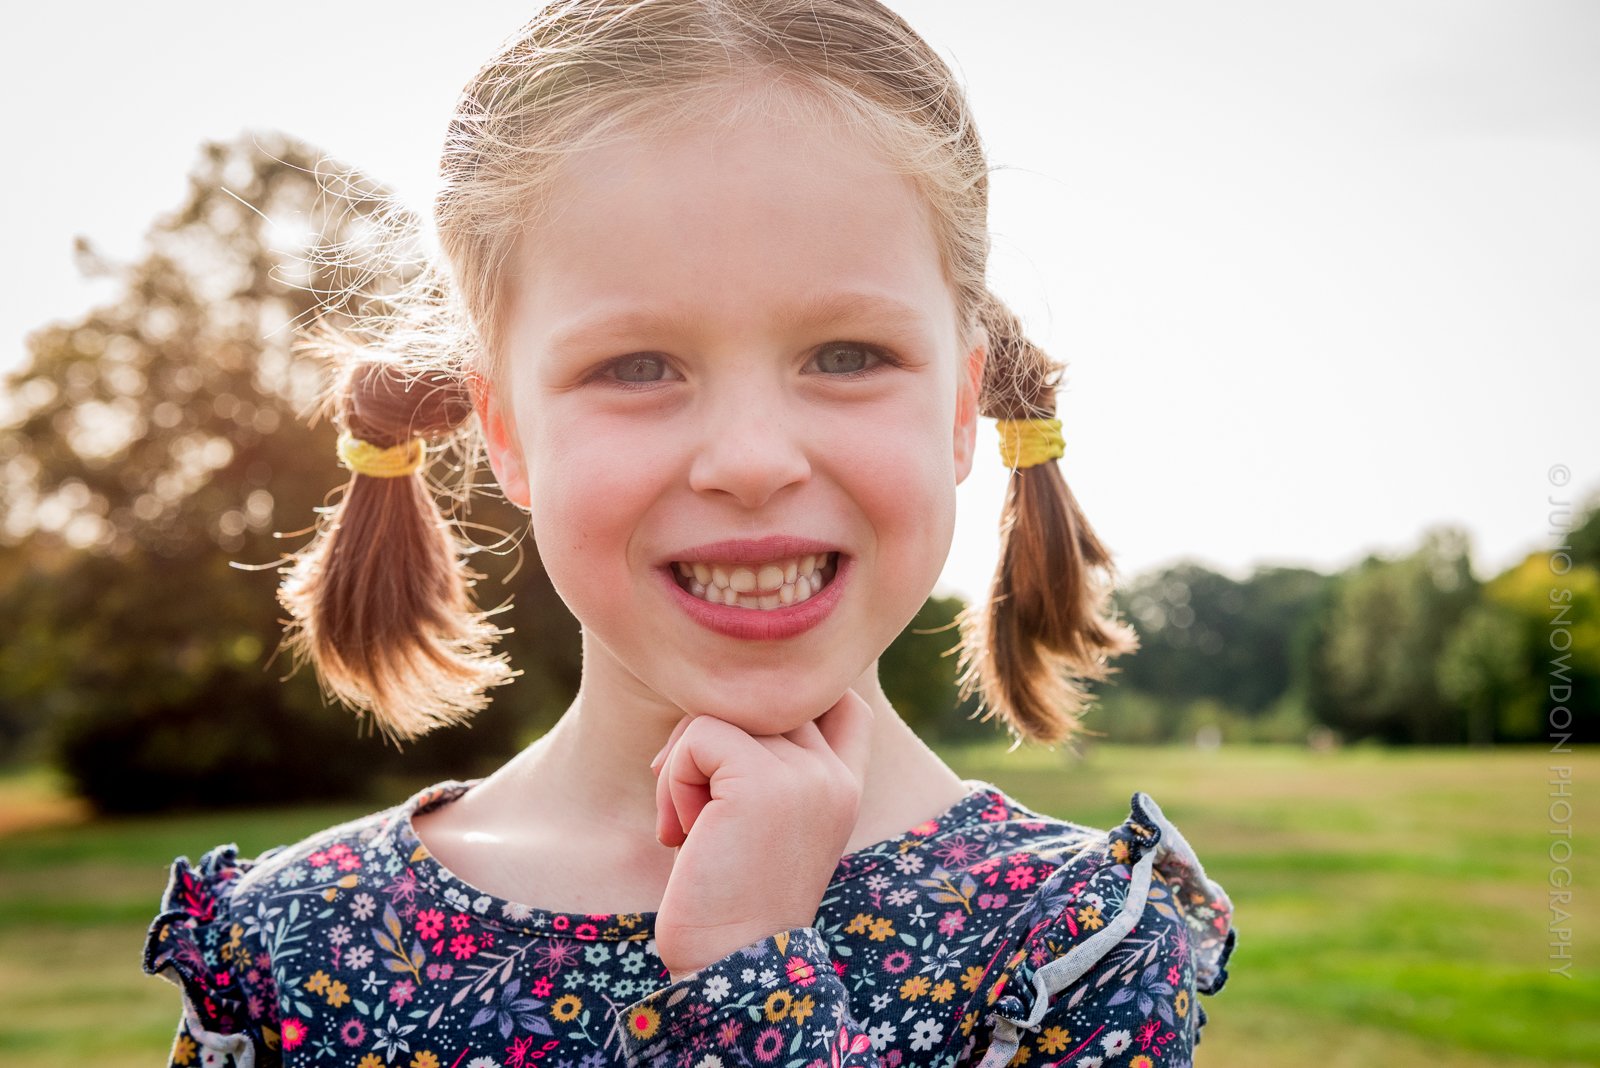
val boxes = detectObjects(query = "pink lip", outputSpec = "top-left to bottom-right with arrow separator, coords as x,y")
658,552 -> 851,641
661,534 -> 844,566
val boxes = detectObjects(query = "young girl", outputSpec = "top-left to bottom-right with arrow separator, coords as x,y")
142,3 -> 1236,1067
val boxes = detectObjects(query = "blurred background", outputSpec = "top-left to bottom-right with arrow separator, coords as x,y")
0,1 -> 1595,1065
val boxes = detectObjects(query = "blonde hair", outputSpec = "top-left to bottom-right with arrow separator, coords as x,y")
277,0 -> 1138,748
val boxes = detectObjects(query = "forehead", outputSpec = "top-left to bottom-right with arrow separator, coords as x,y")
507,100 -> 954,347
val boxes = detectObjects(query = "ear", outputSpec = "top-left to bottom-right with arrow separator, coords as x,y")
467,368 -> 532,510
953,324 -> 987,485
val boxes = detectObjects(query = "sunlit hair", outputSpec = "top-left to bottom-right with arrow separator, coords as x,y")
278,0 -> 1139,747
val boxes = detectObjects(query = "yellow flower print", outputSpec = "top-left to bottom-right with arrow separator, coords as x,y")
1174,988 -> 1190,1018
552,994 -> 583,1022
357,1055 -> 385,1068
1007,1042 -> 1032,1066
304,969 -> 332,995
410,1052 -> 440,1068
1077,905 -> 1104,931
1130,1056 -> 1153,1068
626,1004 -> 661,1041
325,979 -> 351,1008
960,965 -> 986,994
845,913 -> 874,935
868,917 -> 896,942
171,1033 -> 197,1065
899,975 -> 931,1000
1036,1025 -> 1072,1055
930,978 -> 956,1003
790,994 -> 815,1025
220,923 -> 244,963
763,989 -> 793,1022
960,1009 -> 978,1037
1110,839 -> 1130,864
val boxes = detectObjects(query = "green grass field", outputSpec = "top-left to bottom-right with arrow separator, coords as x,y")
1,743 -> 1596,1066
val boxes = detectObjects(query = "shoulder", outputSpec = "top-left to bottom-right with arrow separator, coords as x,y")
141,783 -> 446,1052
976,791 -> 1237,1065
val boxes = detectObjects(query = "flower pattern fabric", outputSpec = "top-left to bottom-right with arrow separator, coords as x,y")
143,778 -> 1236,1068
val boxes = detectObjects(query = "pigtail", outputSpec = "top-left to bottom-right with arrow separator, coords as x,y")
952,291 -> 1141,750
275,355 -> 519,745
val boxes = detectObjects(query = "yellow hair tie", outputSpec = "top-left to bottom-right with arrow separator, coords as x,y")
337,429 -> 427,478
996,417 -> 1064,469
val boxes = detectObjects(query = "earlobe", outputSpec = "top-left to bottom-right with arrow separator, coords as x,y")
468,369 -> 532,510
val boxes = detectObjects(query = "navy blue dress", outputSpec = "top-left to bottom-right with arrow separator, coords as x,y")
142,777 -> 1236,1068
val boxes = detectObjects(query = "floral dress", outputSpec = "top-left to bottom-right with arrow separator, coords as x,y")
142,777 -> 1237,1068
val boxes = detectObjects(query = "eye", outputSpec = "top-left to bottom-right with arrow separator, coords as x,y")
593,354 -> 675,390
810,342 -> 896,379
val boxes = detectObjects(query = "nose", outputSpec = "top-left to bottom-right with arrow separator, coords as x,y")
686,373 -> 812,507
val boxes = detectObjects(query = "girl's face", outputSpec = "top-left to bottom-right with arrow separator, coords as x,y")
481,97 -> 985,733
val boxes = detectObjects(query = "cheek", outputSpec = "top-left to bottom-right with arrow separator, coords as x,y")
524,413 -> 670,616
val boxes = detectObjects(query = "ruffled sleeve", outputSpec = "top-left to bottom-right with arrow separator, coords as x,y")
968,792 -> 1236,1068
142,843 -> 285,1068
612,924 -> 879,1068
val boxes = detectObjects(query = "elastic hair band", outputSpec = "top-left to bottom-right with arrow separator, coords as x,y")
337,429 -> 427,478
996,417 -> 1064,469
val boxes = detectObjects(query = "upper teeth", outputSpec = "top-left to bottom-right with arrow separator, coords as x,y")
673,552 -> 836,609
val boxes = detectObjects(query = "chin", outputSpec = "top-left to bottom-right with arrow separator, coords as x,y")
663,669 -> 861,733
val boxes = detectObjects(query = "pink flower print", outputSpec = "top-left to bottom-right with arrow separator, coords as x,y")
717,1019 -> 743,1047
308,850 -> 330,868
1003,867 -> 1036,892
753,1026 -> 785,1063
451,913 -> 472,932
976,893 -> 1009,910
383,869 -> 419,907
416,909 -> 446,940
826,1024 -> 873,1068
449,933 -> 478,960
937,911 -> 966,937
1167,964 -> 1182,986
389,978 -> 415,1006
337,852 -> 362,871
784,953 -> 820,987
506,1036 -> 534,1068
425,962 -> 455,980
530,976 -> 553,998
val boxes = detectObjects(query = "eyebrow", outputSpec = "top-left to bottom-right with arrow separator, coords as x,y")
546,290 -> 932,353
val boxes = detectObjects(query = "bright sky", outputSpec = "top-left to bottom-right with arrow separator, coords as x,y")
3,1 -> 1594,603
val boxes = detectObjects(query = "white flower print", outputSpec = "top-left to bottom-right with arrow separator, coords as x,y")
1100,1029 -> 1131,1056
350,892 -> 377,920
466,1058 -> 501,1068
890,852 -> 926,875
701,974 -> 731,1002
1074,1057 -> 1104,1068
868,1021 -> 897,1050
909,1018 -> 943,1051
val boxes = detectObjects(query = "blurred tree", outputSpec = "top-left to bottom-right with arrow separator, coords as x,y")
877,592 -> 988,745
1303,526 -> 1480,743
1440,543 -> 1600,744
0,131 -> 579,810
1111,561 -> 1329,718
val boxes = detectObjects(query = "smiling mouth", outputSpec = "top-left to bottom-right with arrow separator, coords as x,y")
669,552 -> 842,610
